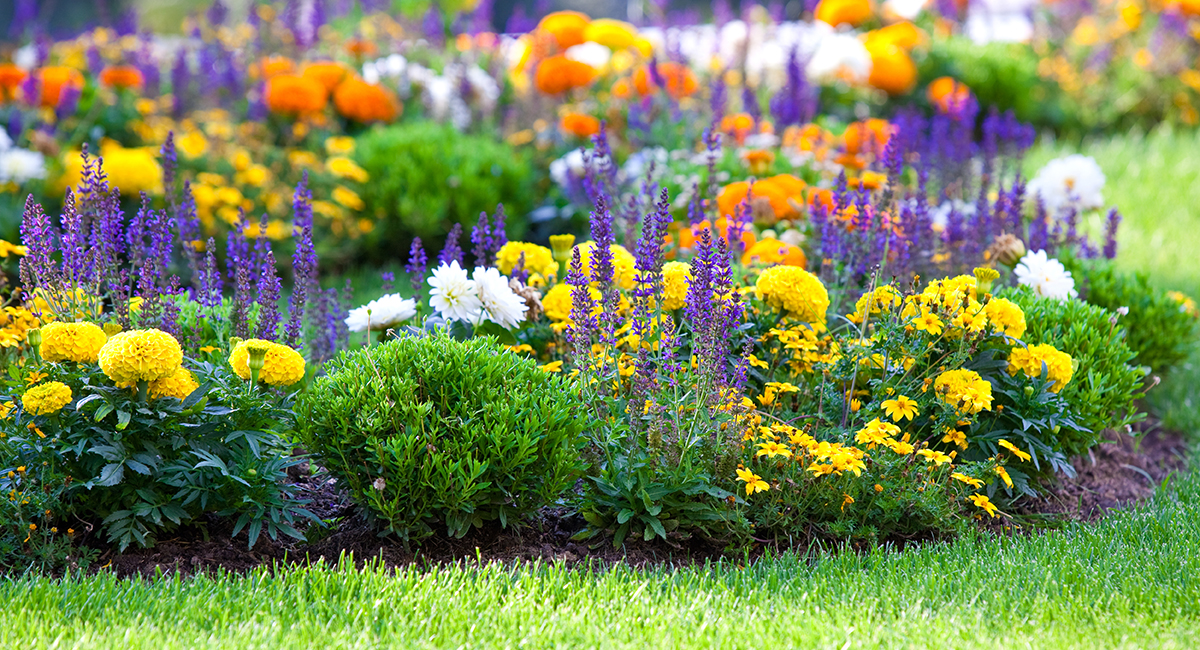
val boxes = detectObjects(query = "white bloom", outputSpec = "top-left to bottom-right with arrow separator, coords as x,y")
362,62 -> 381,84
928,199 -> 976,230
565,42 -> 611,69
1014,250 -> 1078,301
471,267 -> 527,329
0,148 -> 46,185
0,129 -> 11,151
806,27 -> 872,85
1026,154 -> 1106,215
885,0 -> 929,19
344,293 -> 417,332
428,261 -> 482,322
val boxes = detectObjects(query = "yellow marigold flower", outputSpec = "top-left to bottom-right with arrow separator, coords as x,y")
951,472 -> 983,488
1007,343 -> 1074,393
881,395 -> 919,422
98,329 -> 183,383
756,441 -> 792,459
176,130 -> 208,158
325,136 -> 355,155
994,465 -> 1013,489
326,157 -> 369,183
63,142 -> 163,195
917,449 -> 953,466
39,321 -> 108,363
942,428 -> 967,449
21,381 -> 72,416
0,400 -> 13,419
934,369 -> 993,415
969,493 -> 999,517
148,367 -> 199,400
575,241 -> 638,290
998,439 -> 1032,462
660,262 -> 692,311
755,266 -> 830,324
1168,291 -> 1199,318
496,242 -> 558,279
984,298 -> 1026,339
854,417 -> 900,448
736,467 -> 770,495
332,186 -> 365,211
229,339 -> 306,386
541,284 -> 574,323
912,310 -> 943,336
847,285 -> 901,323
0,240 -> 28,257
538,360 -> 563,373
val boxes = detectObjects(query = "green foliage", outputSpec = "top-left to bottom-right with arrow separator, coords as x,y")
1061,253 -> 1199,376
296,333 -> 586,545
355,122 -> 536,253
1004,287 -> 1146,444
922,37 -> 1064,129
0,438 -> 97,572
0,360 -> 313,552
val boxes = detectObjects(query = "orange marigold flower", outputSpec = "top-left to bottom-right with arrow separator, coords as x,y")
866,22 -> 926,50
99,65 -> 144,90
345,38 -> 378,58
302,61 -> 350,93
865,40 -> 917,96
928,76 -> 972,113
633,62 -> 698,98
843,118 -> 893,156
815,0 -> 873,27
537,11 -> 591,49
333,77 -> 400,123
0,64 -> 27,101
742,237 -> 807,268
264,74 -> 327,116
534,55 -> 596,94
560,112 -> 600,138
252,55 -> 296,79
719,112 -> 757,145
33,67 -> 84,109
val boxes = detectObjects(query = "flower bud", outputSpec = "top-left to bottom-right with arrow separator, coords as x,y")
1023,386 -> 1034,398
987,234 -> 1027,267
246,343 -> 270,373
246,468 -> 257,477
549,234 -> 576,263
973,267 -> 1000,294
26,328 -> 41,348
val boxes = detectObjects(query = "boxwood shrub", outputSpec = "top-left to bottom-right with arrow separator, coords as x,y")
1004,287 -> 1147,452
296,333 -> 587,545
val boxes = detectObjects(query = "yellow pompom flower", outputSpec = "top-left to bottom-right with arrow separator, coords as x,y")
148,367 -> 200,400
326,157 -> 369,183
984,298 -> 1026,339
541,284 -> 574,323
39,321 -> 108,363
755,266 -> 830,324
575,242 -> 637,290
934,369 -> 994,415
848,285 -> 901,323
660,262 -> 692,311
1008,343 -> 1074,393
98,329 -> 183,384
496,242 -> 558,279
332,186 -> 365,211
229,339 -> 306,386
22,381 -> 72,416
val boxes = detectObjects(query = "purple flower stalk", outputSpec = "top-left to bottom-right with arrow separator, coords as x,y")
257,249 -> 283,341
406,237 -> 428,292
286,174 -> 318,346
439,223 -> 464,265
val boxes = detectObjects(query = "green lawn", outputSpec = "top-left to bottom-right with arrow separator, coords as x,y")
2,464 -> 1198,648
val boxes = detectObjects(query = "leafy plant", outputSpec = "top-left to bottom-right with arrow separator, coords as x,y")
355,122 -> 537,254
1061,253 -> 1198,377
295,333 -> 586,545
1004,286 -> 1147,443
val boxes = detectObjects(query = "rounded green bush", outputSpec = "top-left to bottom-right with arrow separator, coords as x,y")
295,333 -> 586,544
355,121 -> 536,257
1004,287 -> 1147,453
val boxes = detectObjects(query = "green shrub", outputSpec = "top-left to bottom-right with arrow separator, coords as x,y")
1004,287 -> 1147,447
1061,254 -> 1198,377
296,333 -> 586,545
355,122 -> 536,255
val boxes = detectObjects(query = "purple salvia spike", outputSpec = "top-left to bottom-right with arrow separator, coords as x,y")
490,204 -> 508,259
1103,209 -> 1121,259
257,249 -> 282,341
286,174 -> 317,347
406,237 -> 428,292
438,223 -> 464,265
470,212 -> 490,265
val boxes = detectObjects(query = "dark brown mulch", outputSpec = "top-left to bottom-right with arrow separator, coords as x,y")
94,424 -> 1189,578
1015,420 -> 1189,521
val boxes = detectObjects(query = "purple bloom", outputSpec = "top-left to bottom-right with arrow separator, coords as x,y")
257,249 -> 283,341
406,237 -> 428,292
207,0 -> 228,26
470,212 -> 490,265
286,175 -> 318,347
439,223 -> 464,265
199,238 -> 223,308
1103,208 -> 1121,259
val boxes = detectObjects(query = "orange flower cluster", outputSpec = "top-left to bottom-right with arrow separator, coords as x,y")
927,76 -> 972,113
333,77 -> 400,123
302,61 -> 350,93
252,55 -> 297,79
264,74 -> 328,116
0,64 -> 26,101
537,11 -> 590,49
632,62 -> 698,98
535,55 -> 596,94
717,174 -> 808,223
815,0 -> 872,27
99,65 -> 144,90
560,112 -> 601,137
34,66 -> 84,108
862,22 -> 927,96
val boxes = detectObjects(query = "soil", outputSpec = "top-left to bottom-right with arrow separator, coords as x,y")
92,422 -> 1188,579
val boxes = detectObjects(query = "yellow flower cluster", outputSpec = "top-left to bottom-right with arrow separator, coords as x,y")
22,381 -> 72,416
576,242 -> 638,289
755,266 -> 830,324
229,339 -> 306,386
62,142 -> 163,196
847,285 -> 901,324
1008,343 -> 1074,393
0,306 -> 40,348
39,321 -> 108,363
541,284 -> 574,323
496,241 -> 559,281
660,261 -> 691,311
934,369 -> 994,415
98,329 -> 184,383
983,297 -> 1027,339
148,367 -> 200,400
